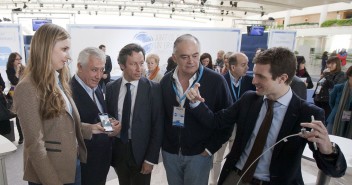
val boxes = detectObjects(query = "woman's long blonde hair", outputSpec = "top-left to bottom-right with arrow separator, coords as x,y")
24,24 -> 71,120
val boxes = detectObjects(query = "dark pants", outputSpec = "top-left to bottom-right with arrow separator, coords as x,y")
16,116 -> 23,141
28,159 -> 81,185
314,101 -> 331,123
112,138 -> 151,185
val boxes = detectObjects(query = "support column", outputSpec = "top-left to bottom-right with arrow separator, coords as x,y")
284,10 -> 291,29
319,5 -> 328,26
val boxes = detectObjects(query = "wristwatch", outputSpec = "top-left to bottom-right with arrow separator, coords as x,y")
322,142 -> 338,159
331,142 -> 338,155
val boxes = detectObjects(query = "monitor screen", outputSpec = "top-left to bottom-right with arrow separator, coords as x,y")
32,19 -> 52,31
248,26 -> 265,36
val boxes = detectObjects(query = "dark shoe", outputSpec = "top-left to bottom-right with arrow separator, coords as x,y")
18,139 -> 23,144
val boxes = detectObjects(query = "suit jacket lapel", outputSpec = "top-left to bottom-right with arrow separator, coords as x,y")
133,78 -> 147,123
113,78 -> 122,119
243,96 -> 264,145
95,88 -> 107,113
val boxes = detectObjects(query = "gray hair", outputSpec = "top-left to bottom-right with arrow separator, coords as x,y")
173,34 -> 200,54
77,47 -> 106,67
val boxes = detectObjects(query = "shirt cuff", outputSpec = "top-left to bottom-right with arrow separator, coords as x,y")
189,101 -> 201,108
205,149 -> 212,156
144,160 -> 156,165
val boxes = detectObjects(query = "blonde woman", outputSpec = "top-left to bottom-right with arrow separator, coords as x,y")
14,24 -> 105,185
146,53 -> 163,83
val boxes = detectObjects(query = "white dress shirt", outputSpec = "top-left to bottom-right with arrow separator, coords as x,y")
117,77 -> 139,139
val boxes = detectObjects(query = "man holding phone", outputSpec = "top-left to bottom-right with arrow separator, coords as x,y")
71,47 -> 121,185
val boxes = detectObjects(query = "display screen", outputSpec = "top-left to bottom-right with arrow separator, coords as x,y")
32,19 -> 52,31
247,26 -> 265,36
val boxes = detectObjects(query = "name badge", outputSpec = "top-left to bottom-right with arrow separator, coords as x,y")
315,85 -> 322,94
172,106 -> 185,127
342,110 -> 351,122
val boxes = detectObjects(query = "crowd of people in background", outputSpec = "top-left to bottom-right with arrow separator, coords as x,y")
0,24 -> 350,185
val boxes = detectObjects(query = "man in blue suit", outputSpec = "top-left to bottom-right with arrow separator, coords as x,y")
71,47 -> 121,185
106,43 -> 163,185
186,47 -> 347,185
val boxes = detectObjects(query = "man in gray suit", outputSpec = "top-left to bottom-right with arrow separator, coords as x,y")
106,43 -> 164,185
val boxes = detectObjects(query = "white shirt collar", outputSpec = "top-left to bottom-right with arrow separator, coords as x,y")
121,77 -> 139,88
172,66 -> 198,83
264,88 -> 292,107
74,74 -> 97,92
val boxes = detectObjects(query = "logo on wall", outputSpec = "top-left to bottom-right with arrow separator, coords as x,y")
133,32 -> 153,53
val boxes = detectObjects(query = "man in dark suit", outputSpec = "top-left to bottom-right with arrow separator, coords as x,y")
186,47 -> 347,185
106,43 -> 163,185
71,47 -> 121,185
210,52 -> 256,185
98,44 -> 112,89
224,52 -> 256,102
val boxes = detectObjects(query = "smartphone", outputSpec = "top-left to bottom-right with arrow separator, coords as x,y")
98,113 -> 113,132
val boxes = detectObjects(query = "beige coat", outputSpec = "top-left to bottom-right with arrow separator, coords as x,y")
14,76 -> 92,185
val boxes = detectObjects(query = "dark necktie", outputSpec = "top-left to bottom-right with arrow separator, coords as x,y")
241,99 -> 274,183
92,90 -> 97,105
121,83 -> 131,143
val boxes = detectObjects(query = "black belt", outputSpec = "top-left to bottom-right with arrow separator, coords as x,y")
233,167 -> 270,185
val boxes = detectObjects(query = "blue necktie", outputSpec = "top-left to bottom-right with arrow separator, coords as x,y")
121,83 -> 131,143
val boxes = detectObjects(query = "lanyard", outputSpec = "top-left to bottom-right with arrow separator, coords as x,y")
230,77 -> 242,101
172,65 -> 204,106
